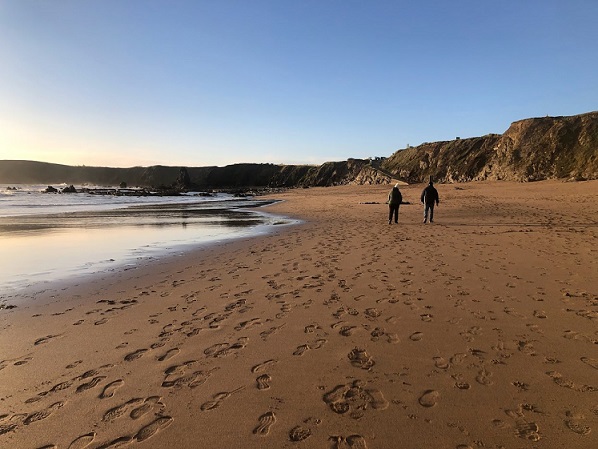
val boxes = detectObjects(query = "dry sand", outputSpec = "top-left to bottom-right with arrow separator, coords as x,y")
1,180 -> 597,449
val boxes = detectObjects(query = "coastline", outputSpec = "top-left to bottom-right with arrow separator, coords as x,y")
0,180 -> 597,448
0,196 -> 291,295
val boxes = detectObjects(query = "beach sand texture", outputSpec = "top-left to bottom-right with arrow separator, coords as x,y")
1,181 -> 597,449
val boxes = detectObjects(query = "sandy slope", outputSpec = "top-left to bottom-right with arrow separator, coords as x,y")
0,180 -> 597,449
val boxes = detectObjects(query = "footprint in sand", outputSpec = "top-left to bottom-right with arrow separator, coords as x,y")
366,388 -> 389,410
546,371 -> 576,389
50,379 -> 74,393
66,360 -> 83,369
383,332 -> 399,344
566,420 -> 591,435
310,339 -> 327,349
200,387 -> 245,411
162,367 -> 217,389
565,411 -> 591,436
67,432 -> 96,449
0,420 -> 18,436
235,318 -> 262,331
103,398 -> 144,422
204,343 -> 229,356
289,425 -> 312,442
418,390 -> 440,407
409,332 -> 424,341
476,368 -> 494,386
323,380 -> 388,418
346,434 -> 368,449
130,396 -> 164,420
24,401 -> 65,425
348,348 -> 375,370
124,349 -> 148,362
581,357 -> 598,370
34,334 -> 62,346
251,359 -> 277,373
304,324 -> 320,334
163,360 -> 196,377
206,338 -> 249,358
76,376 -> 106,393
253,411 -> 276,436
260,324 -> 286,340
256,374 -> 272,390
288,417 -> 321,442
99,379 -> 125,399
433,356 -> 450,370
340,326 -> 358,337
293,344 -> 310,356
135,416 -> 174,442
515,420 -> 541,441
365,308 -> 381,319
157,348 -> 180,362
370,327 -> 385,341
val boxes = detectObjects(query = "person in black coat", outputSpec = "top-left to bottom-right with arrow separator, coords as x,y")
420,180 -> 439,223
387,183 -> 402,224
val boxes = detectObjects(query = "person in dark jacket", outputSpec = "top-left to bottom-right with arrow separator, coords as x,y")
387,183 -> 402,224
420,180 -> 439,223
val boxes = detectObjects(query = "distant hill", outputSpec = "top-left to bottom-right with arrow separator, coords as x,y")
0,159 -> 393,189
1,111 -> 596,187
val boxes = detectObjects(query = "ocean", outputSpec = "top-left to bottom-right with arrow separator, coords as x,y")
0,184 -> 291,295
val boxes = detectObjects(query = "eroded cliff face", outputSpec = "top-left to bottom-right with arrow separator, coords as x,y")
489,113 -> 598,181
382,111 -> 598,183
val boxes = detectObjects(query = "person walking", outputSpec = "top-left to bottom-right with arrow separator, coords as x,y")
387,183 -> 402,224
421,180 -> 439,223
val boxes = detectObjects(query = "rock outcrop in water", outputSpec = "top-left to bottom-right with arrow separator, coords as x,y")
1,112 -> 596,186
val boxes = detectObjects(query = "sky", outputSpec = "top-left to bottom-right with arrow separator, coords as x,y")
1,1 -> 597,168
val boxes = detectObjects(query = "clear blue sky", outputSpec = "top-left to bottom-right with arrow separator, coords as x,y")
1,1 -> 596,168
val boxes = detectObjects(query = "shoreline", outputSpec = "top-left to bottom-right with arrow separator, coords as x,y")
0,180 -> 596,448
0,198 -> 294,297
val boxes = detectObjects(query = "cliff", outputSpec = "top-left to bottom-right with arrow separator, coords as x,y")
382,111 -> 598,183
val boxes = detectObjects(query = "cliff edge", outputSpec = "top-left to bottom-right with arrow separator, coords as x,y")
382,111 -> 598,183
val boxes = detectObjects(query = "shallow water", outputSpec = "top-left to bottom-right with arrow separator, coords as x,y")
0,185 -> 291,293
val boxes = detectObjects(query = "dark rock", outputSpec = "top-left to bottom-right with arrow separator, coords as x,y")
44,186 -> 58,193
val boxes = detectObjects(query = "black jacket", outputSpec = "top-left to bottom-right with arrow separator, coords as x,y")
421,184 -> 439,205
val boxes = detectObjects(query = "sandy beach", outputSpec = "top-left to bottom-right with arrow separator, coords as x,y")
1,180 -> 597,449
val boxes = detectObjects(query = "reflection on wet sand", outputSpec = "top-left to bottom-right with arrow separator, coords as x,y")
0,199 -> 290,292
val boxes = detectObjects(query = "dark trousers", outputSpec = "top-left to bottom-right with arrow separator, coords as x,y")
424,203 -> 435,222
388,204 -> 400,223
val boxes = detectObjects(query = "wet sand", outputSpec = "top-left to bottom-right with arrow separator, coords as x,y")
0,198 -> 280,292
1,180 -> 597,449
